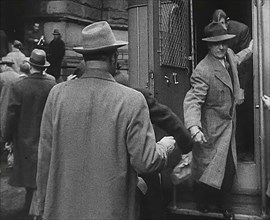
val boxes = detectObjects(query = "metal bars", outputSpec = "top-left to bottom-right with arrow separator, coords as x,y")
159,0 -> 190,68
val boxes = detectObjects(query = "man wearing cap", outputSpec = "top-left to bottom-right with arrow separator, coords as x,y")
6,40 -> 26,73
0,57 -> 19,95
1,49 -> 56,217
183,22 -> 253,220
36,21 -> 176,220
212,9 -> 254,161
46,29 -> 65,81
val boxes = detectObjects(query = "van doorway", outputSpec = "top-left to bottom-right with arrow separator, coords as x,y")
193,0 -> 254,163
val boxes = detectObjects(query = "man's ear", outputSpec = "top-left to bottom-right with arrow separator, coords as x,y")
111,51 -> 118,66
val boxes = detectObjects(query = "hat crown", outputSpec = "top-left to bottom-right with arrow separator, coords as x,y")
81,21 -> 117,49
53,29 -> 61,35
29,49 -> 48,67
204,22 -> 227,39
202,22 -> 235,42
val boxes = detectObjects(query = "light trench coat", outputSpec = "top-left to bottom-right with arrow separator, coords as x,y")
184,48 -> 252,189
36,69 -> 167,220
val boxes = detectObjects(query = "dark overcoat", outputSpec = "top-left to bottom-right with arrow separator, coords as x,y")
1,72 -> 56,188
36,69 -> 167,220
136,88 -> 192,154
46,38 -> 65,80
184,48 -> 252,189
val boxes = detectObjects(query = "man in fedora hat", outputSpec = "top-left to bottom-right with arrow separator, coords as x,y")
183,22 -> 253,220
36,21 -> 176,220
46,29 -> 65,81
1,49 -> 56,217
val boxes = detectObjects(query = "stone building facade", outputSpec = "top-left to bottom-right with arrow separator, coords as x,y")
1,0 -> 129,78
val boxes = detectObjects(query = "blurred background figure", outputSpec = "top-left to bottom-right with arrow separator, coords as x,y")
6,40 -> 26,73
0,30 -> 9,60
25,23 -> 44,56
212,9 -> 254,161
46,29 -> 65,82
0,57 -> 19,95
18,60 -> 30,78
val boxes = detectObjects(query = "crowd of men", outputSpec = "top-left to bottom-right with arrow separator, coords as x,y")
0,8 -> 269,220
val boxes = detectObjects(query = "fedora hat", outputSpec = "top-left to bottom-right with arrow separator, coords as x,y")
202,22 -> 235,42
26,49 -> 50,68
73,21 -> 128,54
0,57 -> 14,65
53,29 -> 61,35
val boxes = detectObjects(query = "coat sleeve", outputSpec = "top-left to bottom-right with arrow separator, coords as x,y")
36,89 -> 54,217
184,67 -> 209,130
238,25 -> 251,51
0,82 -> 21,142
126,92 -> 167,174
228,47 -> 253,89
234,48 -> 252,66
136,88 -> 192,154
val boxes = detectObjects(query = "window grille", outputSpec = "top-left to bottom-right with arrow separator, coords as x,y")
159,0 -> 190,68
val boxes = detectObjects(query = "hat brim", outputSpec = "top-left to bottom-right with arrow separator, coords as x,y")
25,57 -> 50,68
73,41 -> 128,54
202,34 -> 235,42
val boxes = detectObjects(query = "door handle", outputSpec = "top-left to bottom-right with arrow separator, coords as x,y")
164,75 -> 170,85
172,73 -> 179,85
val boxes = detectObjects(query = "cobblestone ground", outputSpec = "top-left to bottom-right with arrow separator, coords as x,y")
0,161 -> 217,220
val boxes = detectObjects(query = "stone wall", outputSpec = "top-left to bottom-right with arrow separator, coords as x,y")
22,0 -> 128,78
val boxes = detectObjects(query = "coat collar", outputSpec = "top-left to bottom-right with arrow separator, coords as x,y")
207,53 -> 233,92
28,72 -> 51,80
80,68 -> 116,82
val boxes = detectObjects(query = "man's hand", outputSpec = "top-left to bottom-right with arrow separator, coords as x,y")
248,39 -> 253,51
158,136 -> 176,154
236,88 -> 245,105
262,95 -> 270,110
193,130 -> 207,144
189,126 -> 207,144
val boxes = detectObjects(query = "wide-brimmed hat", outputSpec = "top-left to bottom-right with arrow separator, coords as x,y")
73,21 -> 128,54
26,49 -> 50,68
53,29 -> 61,35
202,22 -> 235,42
0,57 -> 14,65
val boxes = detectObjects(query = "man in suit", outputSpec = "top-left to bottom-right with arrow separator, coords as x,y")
1,49 -> 56,217
36,21 -> 176,220
212,9 -> 254,160
184,22 -> 252,220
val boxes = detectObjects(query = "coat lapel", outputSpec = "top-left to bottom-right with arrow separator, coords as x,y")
207,54 -> 233,93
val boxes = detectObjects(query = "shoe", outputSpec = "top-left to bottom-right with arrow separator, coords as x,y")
222,209 -> 235,220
